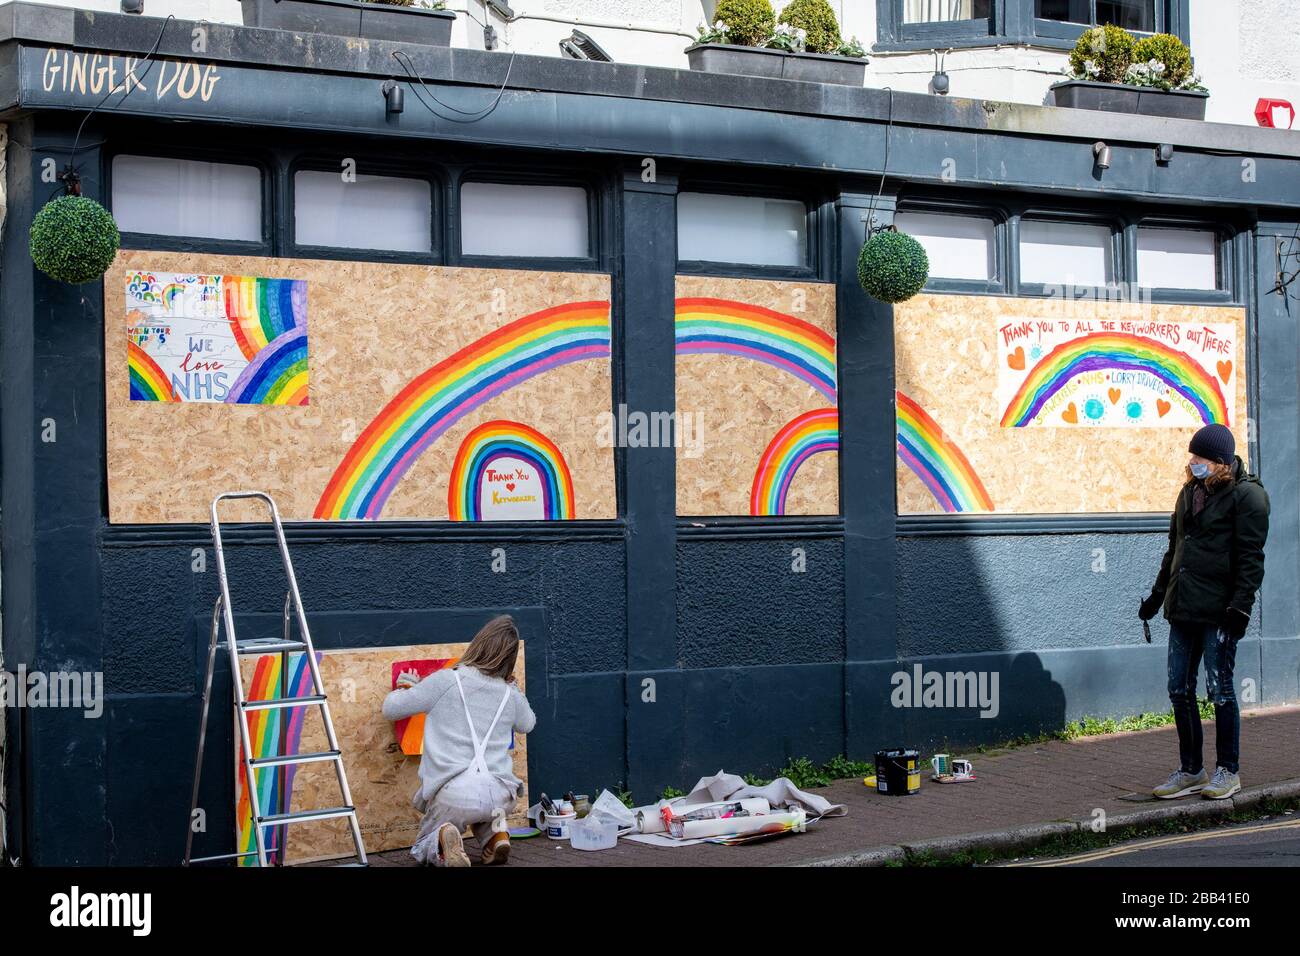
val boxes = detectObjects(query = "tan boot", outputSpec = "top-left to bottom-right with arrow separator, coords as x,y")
481,831 -> 511,866
437,823 -> 471,868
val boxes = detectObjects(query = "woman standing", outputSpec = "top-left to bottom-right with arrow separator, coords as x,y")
1140,423 -> 1269,801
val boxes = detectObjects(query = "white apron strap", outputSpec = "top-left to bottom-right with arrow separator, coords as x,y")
452,669 -> 512,773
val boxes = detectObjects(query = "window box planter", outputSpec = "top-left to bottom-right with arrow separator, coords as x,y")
1049,80 -> 1208,121
685,43 -> 866,87
240,0 -> 456,46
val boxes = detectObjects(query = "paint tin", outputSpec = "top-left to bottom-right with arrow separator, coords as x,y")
544,810 -> 576,840
875,748 -> 922,795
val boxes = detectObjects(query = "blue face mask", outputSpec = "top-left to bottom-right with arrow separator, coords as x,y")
1190,461 -> 1211,479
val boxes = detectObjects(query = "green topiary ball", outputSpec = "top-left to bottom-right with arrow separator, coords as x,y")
1133,33 -> 1193,88
29,195 -> 121,285
858,230 -> 929,303
777,0 -> 841,54
713,0 -> 776,47
1068,24 -> 1135,84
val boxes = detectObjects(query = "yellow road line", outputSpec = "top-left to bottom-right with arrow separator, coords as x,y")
1008,816 -> 1300,867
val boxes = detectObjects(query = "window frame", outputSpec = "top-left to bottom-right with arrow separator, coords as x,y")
1128,215 -> 1235,305
106,146 -> 273,255
1032,0 -> 1164,42
894,197 -> 1010,295
452,169 -> 602,272
1014,208 -> 1123,296
674,180 -> 824,281
287,155 -> 441,265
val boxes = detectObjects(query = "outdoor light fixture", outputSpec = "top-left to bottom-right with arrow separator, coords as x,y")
1156,143 -> 1175,165
1093,141 -> 1112,170
120,0 -> 144,13
485,0 -> 514,18
931,49 -> 950,96
382,80 -> 403,115
483,24 -> 499,50
560,30 -> 613,62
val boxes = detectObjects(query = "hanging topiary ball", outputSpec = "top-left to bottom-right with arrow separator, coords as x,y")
858,228 -> 929,303
29,195 -> 121,285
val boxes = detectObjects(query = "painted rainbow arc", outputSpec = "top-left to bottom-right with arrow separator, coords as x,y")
127,339 -> 178,402
448,420 -> 575,521
896,391 -> 995,514
316,301 -> 611,521
675,297 -> 838,402
225,328 -> 309,406
224,275 -> 308,361
1001,332 -> 1230,427
750,408 -> 840,516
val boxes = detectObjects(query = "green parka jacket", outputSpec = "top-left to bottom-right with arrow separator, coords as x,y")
1153,456 -> 1269,623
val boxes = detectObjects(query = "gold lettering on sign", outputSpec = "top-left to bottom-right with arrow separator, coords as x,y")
39,49 -> 220,103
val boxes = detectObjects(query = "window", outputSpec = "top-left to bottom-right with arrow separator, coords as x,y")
904,0 -> 992,22
1019,219 -> 1114,286
294,171 -> 431,253
460,181 -> 589,258
677,193 -> 808,268
1137,227 -> 1218,290
894,211 -> 996,281
1035,0 -> 1155,31
877,0 -> 1182,48
112,155 -> 261,241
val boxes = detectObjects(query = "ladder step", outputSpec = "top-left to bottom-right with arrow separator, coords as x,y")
188,850 -> 260,864
233,639 -> 307,655
259,806 -> 355,826
242,695 -> 326,712
250,749 -> 342,769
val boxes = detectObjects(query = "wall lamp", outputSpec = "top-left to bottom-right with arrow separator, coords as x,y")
381,80 -> 403,115
1156,143 -> 1175,165
1093,141 -> 1112,170
931,49 -> 951,96
120,0 -> 144,13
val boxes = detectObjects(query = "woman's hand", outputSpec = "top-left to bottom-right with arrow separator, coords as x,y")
395,669 -> 420,690
1139,591 -> 1164,621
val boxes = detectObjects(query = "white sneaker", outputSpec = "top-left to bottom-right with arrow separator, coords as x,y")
1152,768 -> 1209,799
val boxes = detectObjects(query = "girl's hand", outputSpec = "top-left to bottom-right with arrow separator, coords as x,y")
395,669 -> 420,690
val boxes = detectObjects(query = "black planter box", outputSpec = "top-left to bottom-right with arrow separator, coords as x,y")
241,0 -> 455,46
1050,79 -> 1208,121
685,43 -> 866,87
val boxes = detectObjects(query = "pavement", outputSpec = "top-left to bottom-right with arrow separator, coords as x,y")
356,705 -> 1300,868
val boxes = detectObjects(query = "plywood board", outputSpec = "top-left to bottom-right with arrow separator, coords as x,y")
235,643 -> 527,865
105,252 -> 614,523
894,294 -> 1249,515
675,276 -> 840,517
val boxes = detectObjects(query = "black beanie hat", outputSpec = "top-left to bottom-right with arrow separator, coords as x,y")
1189,423 -> 1235,465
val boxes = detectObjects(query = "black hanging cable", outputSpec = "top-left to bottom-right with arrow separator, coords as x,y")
864,87 -> 895,239
391,48 -> 517,123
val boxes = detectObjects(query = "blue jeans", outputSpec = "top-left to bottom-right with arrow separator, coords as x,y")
1167,621 -> 1240,775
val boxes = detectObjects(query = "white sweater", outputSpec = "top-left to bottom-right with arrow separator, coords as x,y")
382,665 -> 536,805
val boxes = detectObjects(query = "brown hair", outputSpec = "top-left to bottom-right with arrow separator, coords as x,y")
456,614 -> 520,681
1184,460 -> 1235,491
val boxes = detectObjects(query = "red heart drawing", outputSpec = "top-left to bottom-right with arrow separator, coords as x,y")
506,482 -> 516,492
1108,387 -> 1121,405
1007,346 -> 1025,371
1217,360 -> 1232,384
1062,402 -> 1078,424
1156,399 -> 1172,417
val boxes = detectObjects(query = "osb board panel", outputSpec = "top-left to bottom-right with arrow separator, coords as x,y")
895,294 -> 1248,515
675,275 -> 839,516
238,643 -> 527,865
105,251 -> 614,523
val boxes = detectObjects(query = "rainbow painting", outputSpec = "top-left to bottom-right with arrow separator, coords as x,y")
224,329 -> 309,406
675,297 -> 837,403
224,276 -> 308,361
896,391 -> 995,514
391,658 -> 457,755
750,408 -> 840,516
448,420 -> 575,521
1000,333 -> 1230,428
127,340 -> 178,402
235,652 -> 318,866
315,301 -> 610,521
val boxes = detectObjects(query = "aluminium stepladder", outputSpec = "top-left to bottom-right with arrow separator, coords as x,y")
184,491 -> 367,867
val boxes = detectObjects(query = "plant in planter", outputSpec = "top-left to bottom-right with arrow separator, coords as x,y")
29,194 -> 120,285
1054,25 -> 1208,119
777,0 -> 841,54
711,0 -> 777,47
687,0 -> 865,86
858,228 -> 929,304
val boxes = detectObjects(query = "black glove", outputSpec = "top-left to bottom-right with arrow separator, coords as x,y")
1220,607 -> 1250,641
1139,591 -> 1164,621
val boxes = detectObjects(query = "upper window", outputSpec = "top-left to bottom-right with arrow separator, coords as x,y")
294,170 -> 432,254
877,0 -> 1182,47
460,181 -> 590,259
1036,0 -> 1155,31
677,193 -> 808,268
894,211 -> 996,282
112,155 -> 261,241
1019,219 -> 1114,287
904,0 -> 992,23
1136,226 -> 1218,291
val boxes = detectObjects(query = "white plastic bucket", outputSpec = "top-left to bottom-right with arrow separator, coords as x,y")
569,815 -> 619,851
543,810 -> 576,840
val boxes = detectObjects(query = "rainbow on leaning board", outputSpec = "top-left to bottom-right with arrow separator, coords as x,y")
896,391 -> 995,514
448,420 -> 575,521
224,275 -> 308,361
1001,332 -> 1230,428
127,340 -> 177,402
315,301 -> 610,521
236,652 -> 317,866
750,408 -> 840,516
675,297 -> 837,403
